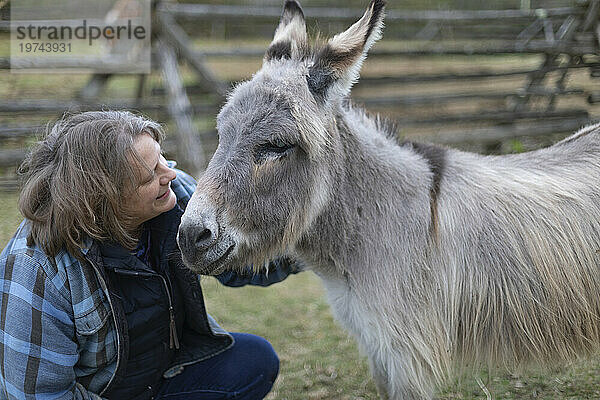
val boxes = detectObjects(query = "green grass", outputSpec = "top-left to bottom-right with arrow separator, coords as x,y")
0,192 -> 21,246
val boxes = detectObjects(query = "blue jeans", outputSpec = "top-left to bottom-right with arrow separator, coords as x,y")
155,333 -> 279,400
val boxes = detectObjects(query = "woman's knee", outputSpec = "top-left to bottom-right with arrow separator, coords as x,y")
230,332 -> 279,381
155,333 -> 279,399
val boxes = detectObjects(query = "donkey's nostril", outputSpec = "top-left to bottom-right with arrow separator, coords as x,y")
178,212 -> 219,256
193,226 -> 217,251
196,228 -> 213,247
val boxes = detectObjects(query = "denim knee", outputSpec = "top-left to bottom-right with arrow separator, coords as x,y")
231,332 -> 279,383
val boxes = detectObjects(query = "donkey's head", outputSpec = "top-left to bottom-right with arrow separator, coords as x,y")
178,0 -> 385,275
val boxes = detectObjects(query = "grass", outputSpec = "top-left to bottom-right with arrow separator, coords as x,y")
0,192 -> 21,246
2,190 -> 600,399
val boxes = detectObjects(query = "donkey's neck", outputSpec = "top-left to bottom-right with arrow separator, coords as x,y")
297,107 -> 437,280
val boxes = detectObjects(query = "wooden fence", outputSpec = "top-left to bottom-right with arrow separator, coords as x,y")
1,0 -> 599,188
155,0 -> 600,151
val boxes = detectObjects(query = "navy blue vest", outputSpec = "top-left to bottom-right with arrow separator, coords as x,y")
96,203 -> 210,400
78,183 -> 234,399
99,236 -> 185,400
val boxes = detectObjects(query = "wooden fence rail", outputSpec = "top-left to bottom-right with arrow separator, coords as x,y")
1,0 -> 599,186
188,42 -> 598,56
0,100 -> 218,115
159,3 -> 585,22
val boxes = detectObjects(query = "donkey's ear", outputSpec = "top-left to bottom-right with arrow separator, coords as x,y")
307,0 -> 385,100
265,0 -> 308,62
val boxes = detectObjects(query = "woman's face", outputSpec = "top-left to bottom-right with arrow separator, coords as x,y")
125,133 -> 177,227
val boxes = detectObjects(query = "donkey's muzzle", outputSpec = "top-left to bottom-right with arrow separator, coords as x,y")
178,208 -> 238,275
178,215 -> 219,253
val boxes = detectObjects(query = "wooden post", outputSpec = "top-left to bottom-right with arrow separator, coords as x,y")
156,6 -> 228,96
514,14 -> 580,112
135,74 -> 147,106
78,74 -> 112,101
156,38 -> 205,174
581,0 -> 600,32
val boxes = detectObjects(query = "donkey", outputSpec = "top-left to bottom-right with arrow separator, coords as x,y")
177,0 -> 600,398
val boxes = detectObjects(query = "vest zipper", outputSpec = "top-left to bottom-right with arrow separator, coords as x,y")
112,268 -> 180,349
163,273 -> 180,350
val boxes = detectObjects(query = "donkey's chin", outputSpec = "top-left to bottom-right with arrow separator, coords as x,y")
184,240 -> 237,276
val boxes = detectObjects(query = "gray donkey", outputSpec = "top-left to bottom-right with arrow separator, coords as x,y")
177,0 -> 600,398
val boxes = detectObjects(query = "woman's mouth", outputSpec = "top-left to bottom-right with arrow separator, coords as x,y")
156,188 -> 170,200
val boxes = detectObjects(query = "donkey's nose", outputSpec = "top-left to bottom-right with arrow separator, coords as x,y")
178,213 -> 219,256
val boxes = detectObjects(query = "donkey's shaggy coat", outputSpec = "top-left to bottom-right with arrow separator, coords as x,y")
178,1 -> 600,398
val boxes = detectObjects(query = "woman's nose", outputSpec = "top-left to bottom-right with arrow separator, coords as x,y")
160,167 -> 177,185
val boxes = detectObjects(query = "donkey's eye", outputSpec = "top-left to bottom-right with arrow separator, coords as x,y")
254,141 -> 295,163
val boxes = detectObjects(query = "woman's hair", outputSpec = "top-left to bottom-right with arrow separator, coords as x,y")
18,110 -> 165,259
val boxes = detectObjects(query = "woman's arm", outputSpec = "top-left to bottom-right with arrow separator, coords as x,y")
0,252 -> 104,400
216,257 -> 304,287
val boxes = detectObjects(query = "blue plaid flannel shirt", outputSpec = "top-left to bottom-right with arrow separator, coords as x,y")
0,164 -> 300,399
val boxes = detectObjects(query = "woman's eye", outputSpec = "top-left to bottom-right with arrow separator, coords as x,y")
255,141 -> 295,163
140,173 -> 155,186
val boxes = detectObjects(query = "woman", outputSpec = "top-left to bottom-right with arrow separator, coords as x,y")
0,111 -> 300,399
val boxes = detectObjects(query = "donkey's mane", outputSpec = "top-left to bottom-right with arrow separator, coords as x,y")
341,99 -> 400,144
